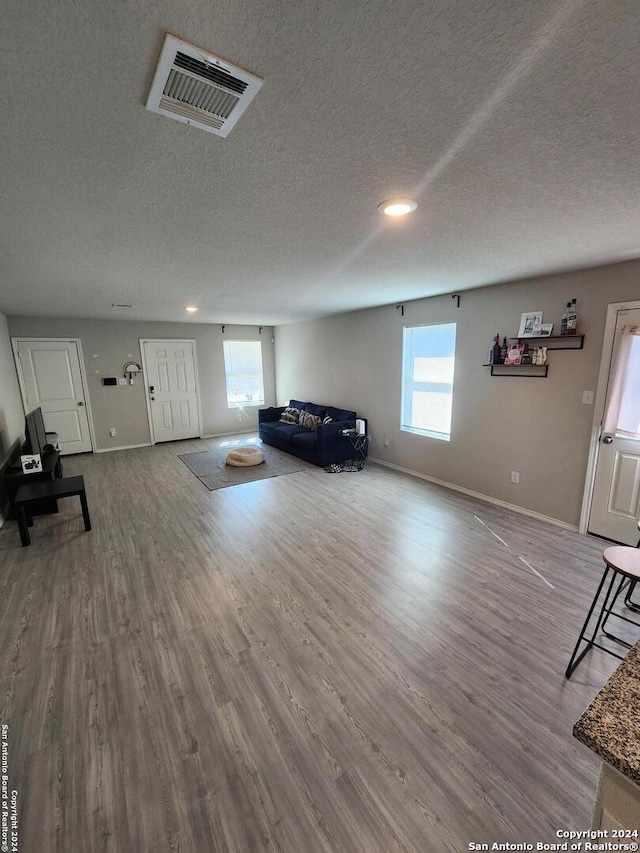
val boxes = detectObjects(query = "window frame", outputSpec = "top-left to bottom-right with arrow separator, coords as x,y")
400,322 -> 457,442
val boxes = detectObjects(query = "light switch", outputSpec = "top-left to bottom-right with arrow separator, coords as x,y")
582,390 -> 594,405
118,377 -> 127,385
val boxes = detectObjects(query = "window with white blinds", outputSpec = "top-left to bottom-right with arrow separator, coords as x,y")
401,323 -> 456,441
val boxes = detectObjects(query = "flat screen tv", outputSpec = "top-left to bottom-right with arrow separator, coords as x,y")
24,407 -> 48,456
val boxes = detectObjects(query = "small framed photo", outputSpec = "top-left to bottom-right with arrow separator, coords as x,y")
21,453 -> 42,474
532,323 -> 554,337
518,311 -> 544,337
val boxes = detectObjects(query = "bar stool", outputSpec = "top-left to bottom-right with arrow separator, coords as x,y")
565,546 -> 640,678
622,520 -> 640,611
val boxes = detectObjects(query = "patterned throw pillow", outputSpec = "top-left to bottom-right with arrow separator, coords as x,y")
322,416 -> 332,424
279,407 -> 302,425
299,411 -> 322,432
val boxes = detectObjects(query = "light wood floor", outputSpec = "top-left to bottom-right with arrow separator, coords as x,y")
0,435 -> 622,852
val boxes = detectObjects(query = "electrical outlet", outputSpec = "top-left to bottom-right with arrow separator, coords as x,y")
109,427 -> 116,437
511,471 -> 520,484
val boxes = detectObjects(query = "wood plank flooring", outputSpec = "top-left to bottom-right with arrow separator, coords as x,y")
0,435 -> 623,851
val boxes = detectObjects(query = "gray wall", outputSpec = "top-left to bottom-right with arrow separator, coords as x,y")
274,259 -> 640,527
7,318 -> 276,450
0,312 -> 28,521
0,313 -> 26,463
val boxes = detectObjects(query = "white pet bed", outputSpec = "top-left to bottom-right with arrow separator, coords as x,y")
225,447 -> 265,467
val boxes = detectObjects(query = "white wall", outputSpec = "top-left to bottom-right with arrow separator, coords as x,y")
7,318 -> 276,450
275,259 -> 640,527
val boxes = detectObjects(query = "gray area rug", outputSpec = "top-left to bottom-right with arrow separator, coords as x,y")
179,442 -> 308,490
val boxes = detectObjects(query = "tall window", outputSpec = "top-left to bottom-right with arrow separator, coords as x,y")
401,323 -> 456,441
223,340 -> 265,408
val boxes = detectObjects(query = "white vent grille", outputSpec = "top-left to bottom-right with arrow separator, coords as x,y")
146,35 -> 263,138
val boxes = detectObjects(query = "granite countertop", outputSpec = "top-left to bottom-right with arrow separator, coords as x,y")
573,641 -> 640,785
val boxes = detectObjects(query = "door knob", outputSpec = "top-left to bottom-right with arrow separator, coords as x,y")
601,434 -> 613,444
78,401 -> 84,406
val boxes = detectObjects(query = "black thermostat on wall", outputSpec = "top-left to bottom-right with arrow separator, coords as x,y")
102,377 -> 117,386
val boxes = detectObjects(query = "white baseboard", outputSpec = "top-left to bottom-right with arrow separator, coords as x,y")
369,457 -> 578,532
201,429 -> 256,439
94,442 -> 152,454
95,431 -> 256,452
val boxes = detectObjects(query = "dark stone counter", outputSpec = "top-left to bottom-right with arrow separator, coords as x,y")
574,641 -> 640,786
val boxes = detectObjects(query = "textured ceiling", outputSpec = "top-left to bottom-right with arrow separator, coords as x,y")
2,0 -> 640,325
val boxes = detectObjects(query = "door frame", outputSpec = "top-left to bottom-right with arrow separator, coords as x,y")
579,300 -> 640,534
11,336 -> 96,453
139,338 -> 203,445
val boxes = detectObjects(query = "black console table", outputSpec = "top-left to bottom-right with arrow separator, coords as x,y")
4,450 -> 63,518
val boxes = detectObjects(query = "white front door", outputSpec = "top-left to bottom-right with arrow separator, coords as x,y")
589,307 -> 640,545
142,340 -> 201,443
13,338 -> 93,455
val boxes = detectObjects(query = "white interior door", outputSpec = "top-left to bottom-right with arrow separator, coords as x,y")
13,338 -> 93,455
142,340 -> 200,443
589,308 -> 640,545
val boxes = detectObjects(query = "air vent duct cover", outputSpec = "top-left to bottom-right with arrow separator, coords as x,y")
146,35 -> 263,138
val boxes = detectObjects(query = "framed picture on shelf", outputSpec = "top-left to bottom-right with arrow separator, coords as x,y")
532,323 -> 554,337
20,453 -> 42,473
518,311 -> 544,337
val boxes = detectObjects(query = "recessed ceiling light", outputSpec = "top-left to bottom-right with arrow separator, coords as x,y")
185,306 -> 198,313
378,198 -> 418,217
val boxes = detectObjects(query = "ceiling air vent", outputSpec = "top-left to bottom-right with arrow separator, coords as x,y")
146,34 -> 263,138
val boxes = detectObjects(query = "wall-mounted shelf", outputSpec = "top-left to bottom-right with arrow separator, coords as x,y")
482,363 -> 549,377
483,334 -> 584,376
515,334 -> 584,350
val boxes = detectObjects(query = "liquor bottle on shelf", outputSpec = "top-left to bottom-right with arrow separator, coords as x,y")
491,334 -> 501,365
500,337 -> 508,363
566,298 -> 578,335
560,302 -> 571,335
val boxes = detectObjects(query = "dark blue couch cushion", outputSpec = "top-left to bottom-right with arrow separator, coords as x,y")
291,431 -> 318,451
304,402 -> 327,418
288,399 -> 328,419
326,405 -> 356,422
273,424 -> 305,441
259,420 -> 280,437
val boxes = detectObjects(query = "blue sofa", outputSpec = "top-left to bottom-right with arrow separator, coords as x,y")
258,399 -> 365,468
